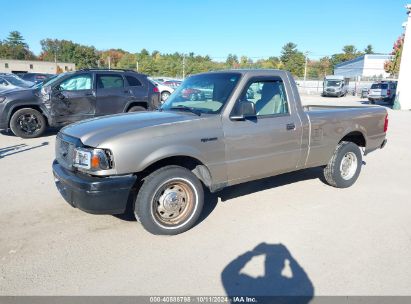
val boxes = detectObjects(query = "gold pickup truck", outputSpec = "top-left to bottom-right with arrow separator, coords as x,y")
53,69 -> 388,235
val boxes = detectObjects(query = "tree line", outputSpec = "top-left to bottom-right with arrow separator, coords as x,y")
1,31 -> 378,79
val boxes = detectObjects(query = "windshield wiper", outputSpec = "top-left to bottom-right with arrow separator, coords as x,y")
169,105 -> 202,116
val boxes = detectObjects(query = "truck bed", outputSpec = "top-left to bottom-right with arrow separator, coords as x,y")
300,103 -> 387,167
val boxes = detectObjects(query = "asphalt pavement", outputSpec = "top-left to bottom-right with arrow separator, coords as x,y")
1,95 -> 410,296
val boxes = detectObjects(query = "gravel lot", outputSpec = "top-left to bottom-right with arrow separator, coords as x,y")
1,95 -> 410,296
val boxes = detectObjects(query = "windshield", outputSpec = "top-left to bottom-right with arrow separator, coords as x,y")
325,80 -> 342,87
161,73 -> 241,115
3,76 -> 33,88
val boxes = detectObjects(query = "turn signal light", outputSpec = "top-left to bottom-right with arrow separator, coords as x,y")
91,154 -> 100,169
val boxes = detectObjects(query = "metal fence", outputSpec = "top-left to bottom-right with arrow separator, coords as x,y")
295,77 -> 398,96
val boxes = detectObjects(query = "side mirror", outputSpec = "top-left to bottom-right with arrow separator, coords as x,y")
231,101 -> 257,121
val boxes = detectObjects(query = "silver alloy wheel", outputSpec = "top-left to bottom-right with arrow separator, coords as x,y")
152,179 -> 195,226
340,151 -> 358,180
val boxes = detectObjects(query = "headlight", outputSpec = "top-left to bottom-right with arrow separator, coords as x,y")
0,96 -> 6,103
73,147 -> 113,172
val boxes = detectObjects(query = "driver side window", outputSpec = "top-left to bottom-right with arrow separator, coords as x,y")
59,74 -> 92,91
240,80 -> 289,116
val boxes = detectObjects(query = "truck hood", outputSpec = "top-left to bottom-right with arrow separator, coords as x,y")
61,111 -> 202,147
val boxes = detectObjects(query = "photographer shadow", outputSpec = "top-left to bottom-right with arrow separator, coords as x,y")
222,243 -> 314,304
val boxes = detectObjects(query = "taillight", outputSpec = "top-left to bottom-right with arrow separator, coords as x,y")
384,114 -> 388,133
387,89 -> 391,96
153,86 -> 159,93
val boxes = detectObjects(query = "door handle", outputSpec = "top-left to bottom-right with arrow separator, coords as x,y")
84,92 -> 94,96
286,123 -> 296,130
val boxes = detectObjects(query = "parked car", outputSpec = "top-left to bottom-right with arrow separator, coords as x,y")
0,69 -> 160,138
0,74 -> 34,92
52,69 -> 388,235
322,75 -> 349,97
368,81 -> 397,104
181,87 -> 203,100
150,79 -> 174,102
162,80 -> 182,89
20,73 -> 54,84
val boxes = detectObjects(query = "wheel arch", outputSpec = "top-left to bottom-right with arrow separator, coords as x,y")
139,155 -> 213,189
7,104 -> 49,127
125,101 -> 148,112
339,130 -> 366,148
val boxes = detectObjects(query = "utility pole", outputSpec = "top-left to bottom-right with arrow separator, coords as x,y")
182,55 -> 186,79
108,56 -> 111,70
54,46 -> 58,73
136,61 -> 139,72
303,51 -> 310,93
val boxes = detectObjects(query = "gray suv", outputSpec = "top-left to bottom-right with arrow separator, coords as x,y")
368,81 -> 397,104
0,69 -> 160,138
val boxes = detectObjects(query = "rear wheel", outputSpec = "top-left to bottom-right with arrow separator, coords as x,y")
323,141 -> 362,188
10,108 -> 46,138
134,166 -> 204,235
128,106 -> 146,112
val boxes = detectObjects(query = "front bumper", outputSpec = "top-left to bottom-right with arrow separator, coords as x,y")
52,160 -> 137,214
368,96 -> 389,101
323,91 -> 341,96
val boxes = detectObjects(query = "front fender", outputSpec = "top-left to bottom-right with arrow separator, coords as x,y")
4,101 -> 51,127
137,145 -> 207,172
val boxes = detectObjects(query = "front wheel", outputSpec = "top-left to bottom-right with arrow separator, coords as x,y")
323,141 -> 362,188
134,166 -> 204,235
10,108 -> 46,138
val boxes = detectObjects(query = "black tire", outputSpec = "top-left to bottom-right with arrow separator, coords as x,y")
10,108 -> 46,138
161,91 -> 171,102
323,141 -> 362,188
127,106 -> 146,112
134,165 -> 204,235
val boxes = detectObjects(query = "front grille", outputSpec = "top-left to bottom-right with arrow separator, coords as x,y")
327,88 -> 335,92
55,134 -> 76,170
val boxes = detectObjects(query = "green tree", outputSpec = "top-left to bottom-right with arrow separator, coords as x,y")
39,39 -> 98,68
280,42 -> 305,77
364,44 -> 375,54
385,35 -> 403,77
331,44 -> 364,67
6,31 -> 28,48
98,49 -> 127,68
0,31 -> 35,60
117,53 -> 137,69
226,54 -> 239,68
